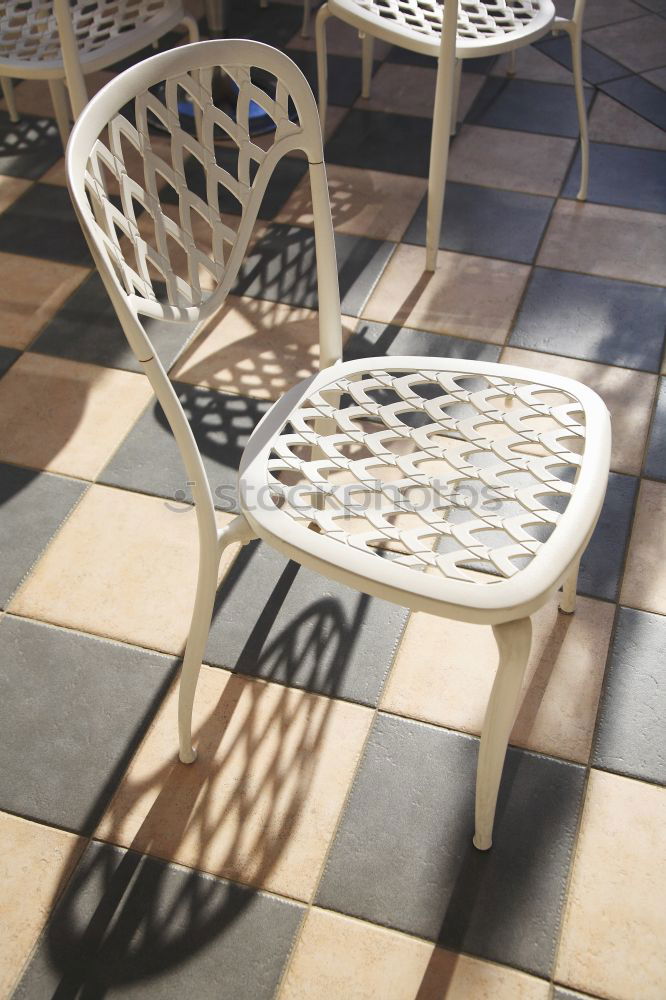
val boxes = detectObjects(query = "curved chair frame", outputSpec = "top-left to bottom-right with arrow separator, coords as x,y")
67,39 -> 610,852
316,0 -> 589,271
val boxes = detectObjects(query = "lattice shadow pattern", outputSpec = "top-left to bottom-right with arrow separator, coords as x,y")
268,369 -> 585,584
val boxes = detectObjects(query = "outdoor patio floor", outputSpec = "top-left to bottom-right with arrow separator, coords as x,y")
0,1 -> 665,997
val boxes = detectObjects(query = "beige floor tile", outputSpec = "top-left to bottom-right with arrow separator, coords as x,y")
0,354 -> 153,479
281,907 -> 550,1000
502,346 -> 657,475
492,45 -> 573,83
0,176 -> 32,214
589,92 -> 666,151
584,15 -> 666,72
0,812 -> 84,998
621,478 -> 666,616
357,63 -> 484,123
172,296 -> 356,399
0,252 -> 89,350
538,200 -> 666,285
447,125 -> 576,196
10,484 -> 239,653
276,164 -> 428,242
361,243 -> 529,343
95,666 -> 371,901
556,770 -> 666,1000
383,596 -> 613,763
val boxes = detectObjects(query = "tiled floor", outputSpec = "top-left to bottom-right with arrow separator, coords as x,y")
1,1 -> 665,998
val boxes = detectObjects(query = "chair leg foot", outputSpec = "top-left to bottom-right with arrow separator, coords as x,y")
474,617 -> 532,851
177,549 -> 219,766
179,746 -> 198,764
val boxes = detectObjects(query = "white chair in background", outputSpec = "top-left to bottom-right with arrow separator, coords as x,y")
67,38 -> 610,850
0,0 -> 199,146
316,0 -> 589,271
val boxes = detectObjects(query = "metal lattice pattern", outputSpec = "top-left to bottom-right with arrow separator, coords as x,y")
348,0 -> 544,40
268,368 -> 586,584
0,0 -> 179,64
84,66 -> 303,309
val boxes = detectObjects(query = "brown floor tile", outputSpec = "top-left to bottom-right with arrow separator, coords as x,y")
357,63 -> 484,123
172,296 -> 356,400
0,176 -> 32,214
0,252 -> 89,350
286,17 -> 392,58
589,92 -> 666,151
556,770 -> 666,1000
10,484 -> 239,653
281,907 -> 551,1000
584,15 -> 666,72
361,243 -> 529,343
492,45 -> 573,84
95,666 -> 371,901
0,811 -> 84,998
0,354 -> 152,479
621,478 -> 666,615
276,164 -> 428,242
538,200 -> 666,286
447,125 -> 576,196
382,596 -> 613,764
502,345 -> 657,475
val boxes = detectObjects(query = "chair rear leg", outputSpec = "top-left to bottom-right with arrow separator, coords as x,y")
559,18 -> 589,200
302,0 -> 312,37
361,32 -> 374,99
1,78 -> 19,123
474,617 -> 532,850
315,3 -> 331,130
48,78 -> 72,148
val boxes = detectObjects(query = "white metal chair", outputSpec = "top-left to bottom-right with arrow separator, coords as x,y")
67,39 -> 610,850
0,0 -> 199,147
315,0 -> 589,271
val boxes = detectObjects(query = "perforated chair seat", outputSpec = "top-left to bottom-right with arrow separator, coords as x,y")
240,356 -> 610,625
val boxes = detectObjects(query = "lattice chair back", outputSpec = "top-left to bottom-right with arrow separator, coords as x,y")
67,39 -> 342,517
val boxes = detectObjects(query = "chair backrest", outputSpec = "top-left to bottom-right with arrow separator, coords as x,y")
67,39 -> 342,525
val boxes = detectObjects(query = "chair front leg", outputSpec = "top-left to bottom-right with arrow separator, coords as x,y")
1,78 -> 19,123
360,32 -> 374,99
559,556 -> 581,614
425,0 -> 458,271
474,616 -> 532,850
302,0 -> 312,38
48,78 -> 72,149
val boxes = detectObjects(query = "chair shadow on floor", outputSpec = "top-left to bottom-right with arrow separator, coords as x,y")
33,567 -> 367,996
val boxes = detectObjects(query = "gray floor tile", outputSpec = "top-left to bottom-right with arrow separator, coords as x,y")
0,464 -> 86,608
645,378 -> 666,480
601,73 -> 666,130
14,841 -> 304,1000
562,141 -> 666,212
578,472 -> 638,602
206,541 -> 409,706
31,273 -> 191,373
0,183 -> 91,265
467,77 -> 594,138
0,616 -> 177,833
0,346 -> 20,377
510,268 -> 666,371
536,36 -> 631,83
99,384 -> 271,513
316,713 -> 585,977
403,184 -> 554,264
553,987 -> 601,1000
592,606 -> 666,785
324,109 -> 435,176
232,222 -> 395,316
344,320 -> 502,362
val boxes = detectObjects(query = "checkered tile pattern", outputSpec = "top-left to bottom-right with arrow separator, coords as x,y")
0,1 -> 665,998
